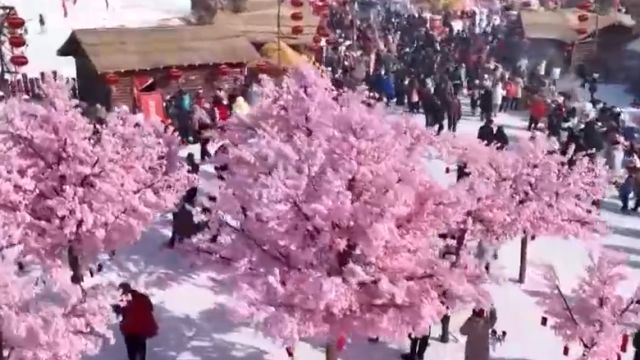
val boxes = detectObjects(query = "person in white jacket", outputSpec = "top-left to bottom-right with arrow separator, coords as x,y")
492,81 -> 503,116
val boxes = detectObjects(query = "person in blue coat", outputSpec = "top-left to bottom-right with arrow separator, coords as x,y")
382,73 -> 395,105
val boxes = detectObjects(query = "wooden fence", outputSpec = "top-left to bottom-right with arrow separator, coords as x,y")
3,71 -> 78,99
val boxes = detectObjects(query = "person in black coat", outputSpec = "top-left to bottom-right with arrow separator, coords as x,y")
583,120 -> 604,153
494,126 -> 509,150
401,328 -> 431,360
633,329 -> 640,360
479,88 -> 493,122
477,118 -> 495,145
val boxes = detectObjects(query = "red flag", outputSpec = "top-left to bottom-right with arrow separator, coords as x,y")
621,333 -> 629,353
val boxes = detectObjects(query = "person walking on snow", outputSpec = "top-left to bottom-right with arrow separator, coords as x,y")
113,283 -> 158,360
38,14 -> 46,34
460,307 -> 497,360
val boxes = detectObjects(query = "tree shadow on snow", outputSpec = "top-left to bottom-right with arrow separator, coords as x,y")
87,304 -> 268,360
102,223 -> 226,293
608,224 -> 640,240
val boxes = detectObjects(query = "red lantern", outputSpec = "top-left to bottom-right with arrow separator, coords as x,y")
562,345 -> 569,356
290,0 -> 304,7
290,11 -> 304,21
8,34 -> 26,48
621,333 -> 629,353
5,15 -> 25,30
316,25 -> 330,37
168,67 -> 183,80
9,54 -> 28,67
578,13 -> 589,22
103,72 -> 119,86
576,27 -> 588,35
214,64 -> 230,76
336,334 -> 347,351
577,1 -> 592,10
291,25 -> 304,35
540,316 -> 548,326
313,2 -> 329,16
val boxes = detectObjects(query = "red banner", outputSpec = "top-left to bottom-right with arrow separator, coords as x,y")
138,91 -> 165,123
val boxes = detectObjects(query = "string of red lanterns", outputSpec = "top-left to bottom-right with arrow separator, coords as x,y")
5,13 -> 29,69
289,1 -> 305,36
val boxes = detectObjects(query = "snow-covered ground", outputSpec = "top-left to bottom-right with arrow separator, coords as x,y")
8,1 -> 640,359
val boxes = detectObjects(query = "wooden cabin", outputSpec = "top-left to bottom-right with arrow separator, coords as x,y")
520,8 -> 635,77
57,21 -> 261,111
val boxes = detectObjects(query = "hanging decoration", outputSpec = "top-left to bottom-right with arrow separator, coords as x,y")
290,11 -> 304,21
214,64 -> 232,77
103,72 -> 120,86
290,0 -> 304,7
8,34 -> 26,48
291,25 -> 304,35
621,333 -> 629,353
562,345 -> 569,356
9,54 -> 28,67
577,13 -> 589,22
575,27 -> 588,35
168,67 -> 183,80
5,15 -> 25,29
316,25 -> 330,38
577,1 -> 592,11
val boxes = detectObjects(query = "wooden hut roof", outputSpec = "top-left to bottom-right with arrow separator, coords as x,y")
57,15 -> 261,73
520,8 -> 635,43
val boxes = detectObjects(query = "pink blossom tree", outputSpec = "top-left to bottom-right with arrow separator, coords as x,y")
0,81 -> 191,358
0,262 -> 116,360
188,67 -> 489,355
433,135 -> 607,282
0,81 -> 191,280
535,251 -> 640,359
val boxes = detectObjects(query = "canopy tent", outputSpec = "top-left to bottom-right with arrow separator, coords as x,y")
259,41 -> 309,66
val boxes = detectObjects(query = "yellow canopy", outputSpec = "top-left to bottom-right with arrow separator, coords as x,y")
259,41 -> 308,67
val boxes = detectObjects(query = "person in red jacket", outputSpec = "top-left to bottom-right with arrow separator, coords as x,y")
114,283 -> 158,360
528,95 -> 547,131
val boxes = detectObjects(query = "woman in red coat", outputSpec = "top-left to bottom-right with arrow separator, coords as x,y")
115,283 -> 158,360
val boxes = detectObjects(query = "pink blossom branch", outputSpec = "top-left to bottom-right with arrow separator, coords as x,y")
554,283 -> 589,348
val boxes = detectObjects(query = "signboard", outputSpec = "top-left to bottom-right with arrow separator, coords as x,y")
138,91 -> 166,123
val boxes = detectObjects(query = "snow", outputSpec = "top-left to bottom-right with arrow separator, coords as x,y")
9,2 -> 640,358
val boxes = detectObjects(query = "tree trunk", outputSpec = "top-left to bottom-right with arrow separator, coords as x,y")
1,330 -> 4,360
325,342 -> 338,360
518,234 -> 529,284
440,314 -> 451,343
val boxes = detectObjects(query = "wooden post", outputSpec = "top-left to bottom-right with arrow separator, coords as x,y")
326,341 -> 338,360
518,234 -> 529,284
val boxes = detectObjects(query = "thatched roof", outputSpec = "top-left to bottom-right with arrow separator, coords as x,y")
520,8 -> 635,43
57,14 -> 261,73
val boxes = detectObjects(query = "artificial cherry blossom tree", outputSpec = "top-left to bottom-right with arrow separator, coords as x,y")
0,80 -> 192,280
535,251 -> 640,360
0,80 -> 190,359
0,261 -> 116,360
433,135 -> 607,282
188,67 -> 489,355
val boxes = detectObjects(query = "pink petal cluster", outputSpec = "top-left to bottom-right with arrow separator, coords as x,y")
535,251 -> 640,360
193,67 -> 489,343
0,80 -> 193,266
0,264 -> 118,360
